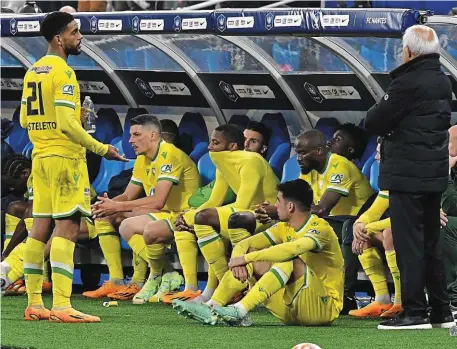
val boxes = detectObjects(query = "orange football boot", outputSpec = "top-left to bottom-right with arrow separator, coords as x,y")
380,304 -> 404,318
49,308 -> 100,323
348,301 -> 393,317
107,283 -> 141,300
82,281 -> 123,299
162,289 -> 201,304
24,306 -> 51,321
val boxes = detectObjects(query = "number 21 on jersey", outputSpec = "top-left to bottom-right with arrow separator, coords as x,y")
26,81 -> 45,116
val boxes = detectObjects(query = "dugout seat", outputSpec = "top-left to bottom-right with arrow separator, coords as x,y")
359,135 -> 377,170
361,152 -> 376,181
369,159 -> 380,193
315,117 -> 340,142
6,106 -> 29,153
197,153 -> 216,186
22,142 -> 34,159
281,155 -> 300,183
228,114 -> 250,129
261,113 -> 291,180
178,112 -> 209,164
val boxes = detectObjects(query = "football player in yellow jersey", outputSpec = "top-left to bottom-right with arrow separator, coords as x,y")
19,11 -> 125,323
173,179 -> 343,326
93,114 -> 200,304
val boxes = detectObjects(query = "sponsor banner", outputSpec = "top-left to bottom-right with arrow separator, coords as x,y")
317,86 -> 361,100
1,78 -> 23,91
232,85 -> 275,99
148,82 -> 191,96
227,16 -> 255,29
139,19 -> 164,31
98,19 -> 122,31
182,18 -> 207,30
78,81 -> 110,94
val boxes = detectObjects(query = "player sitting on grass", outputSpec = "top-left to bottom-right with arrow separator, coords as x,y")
20,11 -> 126,323
350,138 -> 402,318
173,179 -> 343,327
81,119 -> 180,300
93,114 -> 200,304
153,122 -> 271,304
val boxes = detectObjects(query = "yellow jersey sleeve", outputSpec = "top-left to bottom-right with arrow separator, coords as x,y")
366,217 -> 391,235
130,157 -> 144,187
302,225 -> 332,252
157,151 -> 184,185
232,157 -> 264,210
356,191 -> 389,225
197,169 -> 229,210
231,223 -> 283,258
53,68 -> 108,157
325,160 -> 352,197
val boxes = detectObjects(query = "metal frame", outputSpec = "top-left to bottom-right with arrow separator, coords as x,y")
137,34 -> 227,125
310,37 -> 386,100
441,52 -> 457,81
2,38 -> 33,68
223,36 -> 313,130
81,43 -> 138,107
427,16 -> 457,25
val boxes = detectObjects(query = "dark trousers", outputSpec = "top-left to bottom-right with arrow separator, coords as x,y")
441,216 -> 457,305
390,191 -> 450,317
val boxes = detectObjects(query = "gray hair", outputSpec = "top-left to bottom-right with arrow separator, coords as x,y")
402,25 -> 440,56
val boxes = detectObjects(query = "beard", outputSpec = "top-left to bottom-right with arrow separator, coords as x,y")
65,46 -> 82,56
299,159 -> 319,175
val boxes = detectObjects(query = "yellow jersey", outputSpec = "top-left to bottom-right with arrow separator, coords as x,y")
207,151 -> 279,211
247,215 -> 344,310
356,190 -> 390,234
20,54 -> 107,159
130,140 -> 200,212
300,153 -> 373,216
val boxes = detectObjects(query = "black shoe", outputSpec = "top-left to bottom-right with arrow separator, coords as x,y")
430,314 -> 456,329
378,314 -> 432,330
341,295 -> 358,315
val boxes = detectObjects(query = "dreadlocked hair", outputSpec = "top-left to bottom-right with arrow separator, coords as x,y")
2,154 -> 32,178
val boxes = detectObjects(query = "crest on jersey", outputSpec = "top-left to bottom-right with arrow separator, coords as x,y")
307,229 -> 320,235
161,151 -> 168,159
62,84 -> 75,96
65,70 -> 72,79
160,164 -> 173,174
329,174 -> 343,184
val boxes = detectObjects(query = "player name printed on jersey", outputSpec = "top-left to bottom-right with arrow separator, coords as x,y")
182,18 -> 207,30
78,81 -> 110,94
98,19 -> 122,31
232,85 -> 275,99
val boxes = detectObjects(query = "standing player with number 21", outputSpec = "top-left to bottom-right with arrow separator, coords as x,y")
19,11 -> 127,323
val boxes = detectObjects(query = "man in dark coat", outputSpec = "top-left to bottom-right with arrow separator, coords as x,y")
364,25 -> 454,330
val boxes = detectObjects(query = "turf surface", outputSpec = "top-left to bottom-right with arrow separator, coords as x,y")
1,295 -> 455,349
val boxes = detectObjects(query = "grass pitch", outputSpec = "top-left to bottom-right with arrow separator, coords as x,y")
1,295 -> 455,349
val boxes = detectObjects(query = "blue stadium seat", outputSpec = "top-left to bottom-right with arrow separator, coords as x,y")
228,114 -> 250,129
361,152 -> 376,181
197,152 -> 216,186
179,112 -> 209,164
22,142 -> 34,159
315,118 -> 340,142
91,137 -> 135,195
189,50 -> 230,72
122,108 -> 148,159
272,42 -> 300,71
370,160 -> 380,193
359,135 -> 377,170
261,113 -> 291,180
94,108 -> 123,144
281,155 -> 300,183
6,106 -> 29,153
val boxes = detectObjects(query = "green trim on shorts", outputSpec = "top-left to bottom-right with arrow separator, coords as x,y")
130,179 -> 142,186
52,266 -> 73,279
378,193 -> 389,199
326,188 -> 349,197
53,207 -> 91,219
24,268 -> 43,276
163,219 -> 174,234
32,213 -> 53,218
287,265 -> 310,305
157,177 -> 179,185
148,213 -> 158,221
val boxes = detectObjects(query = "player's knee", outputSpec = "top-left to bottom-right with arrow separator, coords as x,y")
110,213 -> 126,228
119,219 -> 134,240
252,261 -> 271,279
228,212 -> 256,234
6,201 -> 28,218
194,209 -> 217,226
382,228 -> 394,251
143,222 -> 167,245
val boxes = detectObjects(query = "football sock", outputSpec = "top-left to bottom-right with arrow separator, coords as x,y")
24,218 -> 34,233
5,242 -> 25,283
212,263 -> 252,306
96,220 -> 124,281
146,243 -> 165,277
386,250 -> 401,304
127,234 -> 148,263
51,237 -> 75,309
228,227 -> 251,245
4,214 -> 20,250
131,252 -> 147,286
175,230 -> 198,291
359,247 -> 390,304
195,224 -> 228,280
24,237 -> 45,307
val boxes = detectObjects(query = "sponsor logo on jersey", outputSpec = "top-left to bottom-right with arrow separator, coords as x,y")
62,84 -> 75,96
160,164 -> 173,174
307,229 -> 320,235
330,174 -> 344,184
31,66 -> 52,74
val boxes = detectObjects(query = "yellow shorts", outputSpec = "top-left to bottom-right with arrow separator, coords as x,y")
148,211 -> 179,233
265,265 -> 339,326
32,156 -> 91,218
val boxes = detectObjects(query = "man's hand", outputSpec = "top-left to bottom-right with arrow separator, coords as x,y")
104,145 -> 128,162
92,192 -> 122,218
440,210 -> 448,227
175,213 -> 194,232
353,222 -> 370,243
254,202 -> 277,224
352,238 -> 365,255
231,266 -> 249,283
228,256 -> 247,269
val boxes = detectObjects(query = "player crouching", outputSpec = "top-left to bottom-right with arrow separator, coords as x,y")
173,179 -> 343,327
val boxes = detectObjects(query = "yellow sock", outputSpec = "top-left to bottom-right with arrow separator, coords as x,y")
43,261 -> 50,282
24,237 -> 45,307
50,237 -> 75,309
207,266 -> 219,291
146,243 -> 165,277
228,227 -> 251,245
96,220 -> 123,281
212,263 -> 252,306
240,261 -> 293,312
359,247 -> 390,303
127,234 -> 148,262
131,252 -> 147,285
86,218 -> 98,240
5,242 -> 25,283
175,231 -> 198,290
195,224 -> 227,280
386,250 -> 401,304
24,217 -> 34,233
4,214 -> 21,251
